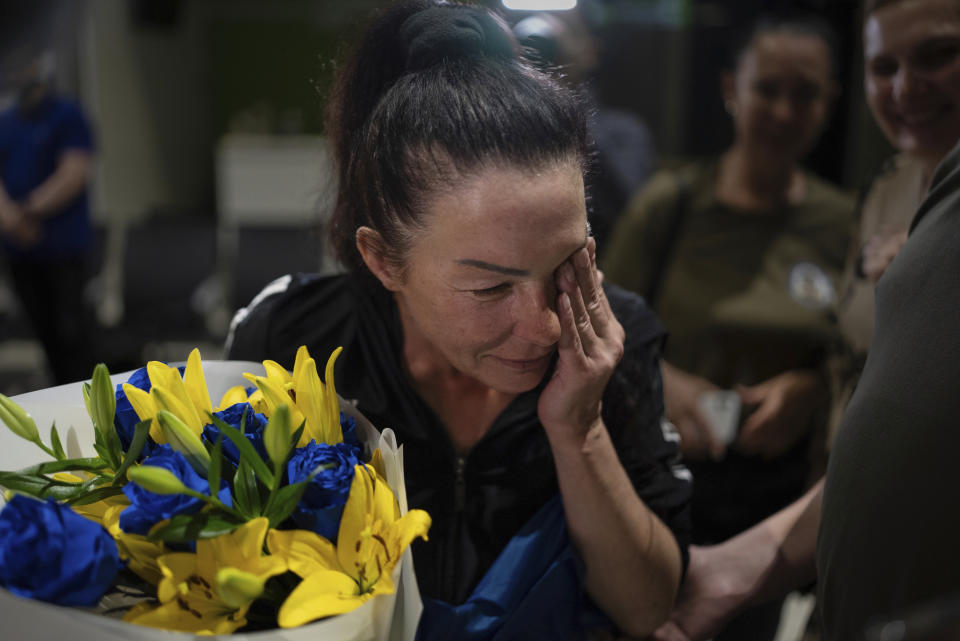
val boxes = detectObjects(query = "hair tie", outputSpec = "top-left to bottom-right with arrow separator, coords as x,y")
399,5 -> 514,72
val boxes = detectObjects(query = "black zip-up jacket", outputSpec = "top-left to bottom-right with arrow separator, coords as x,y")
226,272 -> 691,604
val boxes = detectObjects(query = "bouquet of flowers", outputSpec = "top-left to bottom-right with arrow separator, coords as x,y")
0,347 -> 430,640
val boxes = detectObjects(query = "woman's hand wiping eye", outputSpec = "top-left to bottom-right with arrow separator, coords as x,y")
538,237 -> 625,442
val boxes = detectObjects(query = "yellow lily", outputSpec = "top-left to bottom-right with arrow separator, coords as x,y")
125,517 -> 286,634
242,372 -> 306,437
293,347 -> 344,446
102,504 -> 166,586
267,463 -> 431,628
122,349 -> 214,443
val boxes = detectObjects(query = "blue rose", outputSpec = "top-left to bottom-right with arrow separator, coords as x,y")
202,402 -> 269,467
340,411 -> 361,453
120,445 -> 232,535
0,495 -> 122,606
287,442 -> 360,541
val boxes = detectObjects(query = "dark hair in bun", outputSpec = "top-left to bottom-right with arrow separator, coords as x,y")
326,0 -> 589,274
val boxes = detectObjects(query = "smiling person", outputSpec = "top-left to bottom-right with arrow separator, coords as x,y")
832,0 -> 960,436
602,12 -> 853,640
225,1 -> 691,638
651,2 -> 960,640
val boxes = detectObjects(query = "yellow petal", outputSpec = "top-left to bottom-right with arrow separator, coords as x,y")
294,356 -> 325,446
292,345 -> 311,386
204,517 -> 267,572
152,385 -> 203,436
389,509 -> 432,563
277,569 -> 367,628
247,388 -> 267,415
148,364 -> 203,434
105,506 -> 165,585
369,449 -> 386,480
267,528 -> 339,578
217,386 -> 249,412
123,383 -> 165,443
155,552 -> 197,603
243,374 -> 305,429
146,361 -> 181,394
336,465 -> 379,586
323,347 -> 344,445
372,465 -> 401,523
263,360 -> 293,387
124,595 -> 247,635
183,348 -> 213,418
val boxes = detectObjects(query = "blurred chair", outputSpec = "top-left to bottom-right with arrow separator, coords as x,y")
198,133 -> 337,336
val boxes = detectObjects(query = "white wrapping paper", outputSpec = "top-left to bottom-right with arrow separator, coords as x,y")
0,361 -> 423,641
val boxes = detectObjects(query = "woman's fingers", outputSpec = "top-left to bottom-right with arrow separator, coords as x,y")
573,238 -> 616,337
558,260 -> 602,357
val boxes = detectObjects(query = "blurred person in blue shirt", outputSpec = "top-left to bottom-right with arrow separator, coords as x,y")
0,51 -> 96,385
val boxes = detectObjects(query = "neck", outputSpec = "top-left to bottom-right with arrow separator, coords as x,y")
718,146 -> 803,210
913,151 -> 949,195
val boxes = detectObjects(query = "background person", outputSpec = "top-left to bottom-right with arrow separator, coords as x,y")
653,1 -> 960,639
603,13 -> 852,640
226,2 -> 692,638
0,50 -> 96,385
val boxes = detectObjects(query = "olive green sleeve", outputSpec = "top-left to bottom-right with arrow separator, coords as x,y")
601,169 -> 685,300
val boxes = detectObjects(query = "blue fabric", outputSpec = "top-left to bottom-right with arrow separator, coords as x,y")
416,495 -> 611,641
0,95 -> 94,259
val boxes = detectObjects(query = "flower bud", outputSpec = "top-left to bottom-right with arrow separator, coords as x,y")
264,405 -> 292,467
216,567 -> 265,609
156,410 -> 211,474
127,465 -> 190,495
0,394 -> 40,444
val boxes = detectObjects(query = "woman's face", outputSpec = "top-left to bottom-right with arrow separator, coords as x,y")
864,0 -> 960,161
374,163 -> 587,394
725,31 -> 834,161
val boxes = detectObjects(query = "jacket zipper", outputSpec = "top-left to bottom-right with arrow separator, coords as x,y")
455,456 -> 467,512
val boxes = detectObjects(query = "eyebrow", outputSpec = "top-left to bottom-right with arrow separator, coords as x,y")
455,259 -> 530,277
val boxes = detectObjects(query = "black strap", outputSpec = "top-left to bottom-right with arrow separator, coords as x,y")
646,171 -> 691,308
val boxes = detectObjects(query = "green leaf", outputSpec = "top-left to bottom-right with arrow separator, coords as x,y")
16,457 -> 109,476
68,485 -> 125,506
0,393 -> 40,445
210,418 -> 274,488
93,442 -> 114,465
148,511 -> 244,543
0,471 -> 105,501
290,423 -> 305,451
263,479 -> 311,528
208,433 -> 223,500
0,473 -> 52,498
233,457 -> 260,517
113,421 -> 151,486
50,423 -> 66,461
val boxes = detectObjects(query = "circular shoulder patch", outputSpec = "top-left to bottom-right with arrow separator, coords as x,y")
788,262 -> 835,309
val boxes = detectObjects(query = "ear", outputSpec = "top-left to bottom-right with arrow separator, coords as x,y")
356,226 -> 403,291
